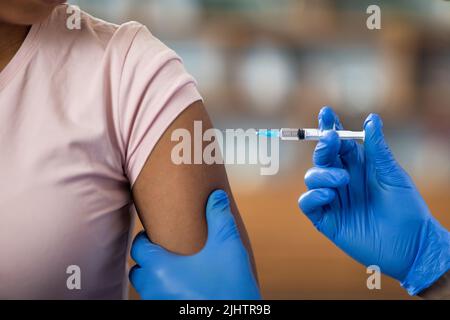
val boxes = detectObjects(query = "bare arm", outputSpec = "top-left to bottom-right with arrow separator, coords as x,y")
131,101 -> 257,277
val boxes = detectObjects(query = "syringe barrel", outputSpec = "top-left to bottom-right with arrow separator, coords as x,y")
333,130 -> 365,140
279,128 -> 300,140
304,128 -> 365,140
280,128 -> 365,141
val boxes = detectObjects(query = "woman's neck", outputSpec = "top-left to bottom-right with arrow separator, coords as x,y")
0,22 -> 30,72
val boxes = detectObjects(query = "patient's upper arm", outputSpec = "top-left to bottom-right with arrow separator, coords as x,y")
131,101 -> 253,257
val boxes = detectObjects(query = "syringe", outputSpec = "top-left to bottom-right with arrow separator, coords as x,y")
256,128 -> 365,141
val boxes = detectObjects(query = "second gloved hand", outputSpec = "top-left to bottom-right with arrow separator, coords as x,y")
129,189 -> 261,300
299,107 -> 449,295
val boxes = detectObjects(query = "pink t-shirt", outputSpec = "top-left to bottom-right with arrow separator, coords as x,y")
0,5 -> 201,299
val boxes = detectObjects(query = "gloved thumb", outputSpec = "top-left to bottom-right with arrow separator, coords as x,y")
364,114 -> 411,187
205,189 -> 240,247
130,231 -> 170,267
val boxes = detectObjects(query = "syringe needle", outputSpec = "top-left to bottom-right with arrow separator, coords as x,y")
256,128 -> 365,141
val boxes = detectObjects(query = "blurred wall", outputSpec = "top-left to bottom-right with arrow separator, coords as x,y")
69,0 -> 450,299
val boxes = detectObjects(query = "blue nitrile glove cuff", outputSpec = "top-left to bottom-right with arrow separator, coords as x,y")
401,218 -> 450,296
129,189 -> 261,300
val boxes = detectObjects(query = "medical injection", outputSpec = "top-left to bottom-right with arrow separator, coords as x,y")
256,128 -> 365,141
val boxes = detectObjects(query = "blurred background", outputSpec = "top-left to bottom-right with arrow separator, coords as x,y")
70,0 -> 450,299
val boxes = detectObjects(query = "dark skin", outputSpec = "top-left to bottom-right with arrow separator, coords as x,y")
2,1 -> 447,299
0,1 -> 63,69
0,24 -> 28,71
132,101 -> 257,272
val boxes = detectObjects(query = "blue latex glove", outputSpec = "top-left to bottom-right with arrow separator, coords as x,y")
299,107 -> 449,295
129,189 -> 261,300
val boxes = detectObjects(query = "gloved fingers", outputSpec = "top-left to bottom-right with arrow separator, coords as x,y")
363,114 -> 411,187
129,265 -> 177,300
320,106 -> 359,166
316,107 -> 340,167
130,231 -> 169,267
363,113 -> 393,163
313,130 -> 341,167
334,115 -> 359,166
298,188 -> 336,227
205,189 -> 240,248
305,167 -> 350,190
318,106 -> 336,130
129,264 -> 146,293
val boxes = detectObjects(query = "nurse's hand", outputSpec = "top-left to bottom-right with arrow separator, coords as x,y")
129,190 -> 261,300
298,107 -> 450,296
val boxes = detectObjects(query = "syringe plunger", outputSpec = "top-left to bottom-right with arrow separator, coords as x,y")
281,128 -> 364,141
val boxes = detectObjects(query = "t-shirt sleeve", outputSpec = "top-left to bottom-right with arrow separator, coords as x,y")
116,24 -> 202,187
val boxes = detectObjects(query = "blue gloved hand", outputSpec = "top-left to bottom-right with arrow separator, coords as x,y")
129,189 -> 261,300
299,107 -> 449,295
